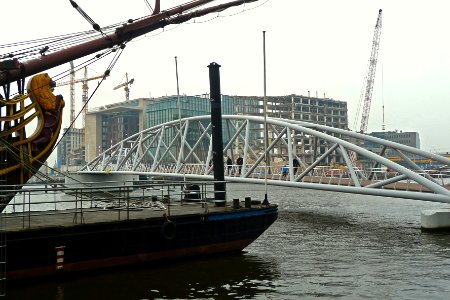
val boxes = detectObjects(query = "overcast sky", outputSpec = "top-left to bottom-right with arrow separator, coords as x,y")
2,0 -> 450,154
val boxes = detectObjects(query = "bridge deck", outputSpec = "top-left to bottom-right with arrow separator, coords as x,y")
241,174 -> 450,192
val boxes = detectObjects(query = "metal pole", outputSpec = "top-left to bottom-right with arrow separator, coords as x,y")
175,56 -> 181,125
175,57 -> 183,168
263,31 -> 269,205
208,62 -> 226,205
66,129 -> 69,173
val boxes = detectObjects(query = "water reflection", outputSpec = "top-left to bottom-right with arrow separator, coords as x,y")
5,253 -> 280,300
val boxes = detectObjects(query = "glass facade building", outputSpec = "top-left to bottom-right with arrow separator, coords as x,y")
146,94 -> 262,126
146,95 -> 256,162
101,110 -> 140,150
147,95 -> 215,127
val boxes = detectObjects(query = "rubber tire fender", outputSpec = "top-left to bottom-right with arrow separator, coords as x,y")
161,220 -> 176,240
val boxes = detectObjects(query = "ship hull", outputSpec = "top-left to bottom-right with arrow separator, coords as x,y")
6,206 -> 278,280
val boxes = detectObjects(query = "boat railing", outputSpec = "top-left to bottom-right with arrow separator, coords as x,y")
1,180 -> 227,230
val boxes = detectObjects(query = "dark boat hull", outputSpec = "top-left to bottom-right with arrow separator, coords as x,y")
6,206 -> 278,280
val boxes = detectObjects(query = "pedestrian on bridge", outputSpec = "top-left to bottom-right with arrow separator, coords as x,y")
226,156 -> 233,175
293,158 -> 300,175
282,165 -> 288,179
236,156 -> 243,176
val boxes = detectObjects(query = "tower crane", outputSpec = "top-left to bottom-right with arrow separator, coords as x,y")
56,66 -> 107,128
69,61 -> 75,127
357,9 -> 382,133
113,73 -> 134,101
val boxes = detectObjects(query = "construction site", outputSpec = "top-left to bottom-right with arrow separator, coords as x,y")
56,66 -> 136,171
55,9 -> 422,173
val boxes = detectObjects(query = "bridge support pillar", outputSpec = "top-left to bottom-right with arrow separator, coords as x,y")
421,209 -> 450,231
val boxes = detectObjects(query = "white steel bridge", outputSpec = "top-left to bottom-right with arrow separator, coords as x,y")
80,115 -> 450,204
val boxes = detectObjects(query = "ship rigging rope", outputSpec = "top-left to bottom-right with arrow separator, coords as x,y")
52,44 -> 126,150
0,24 -> 119,61
0,44 -> 126,185
0,136 -> 103,188
51,47 -> 114,83
1,46 -> 116,100
0,137 -> 64,184
142,0 -> 269,36
69,0 -> 103,33
0,0 -> 267,61
1,32 -> 106,61
144,0 -> 154,14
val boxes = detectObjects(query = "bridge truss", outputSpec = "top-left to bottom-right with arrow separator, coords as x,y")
81,115 -> 450,203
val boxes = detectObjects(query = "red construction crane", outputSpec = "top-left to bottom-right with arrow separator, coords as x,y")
113,72 -> 134,101
356,9 -> 382,133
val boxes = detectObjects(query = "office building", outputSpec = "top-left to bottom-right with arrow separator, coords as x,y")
84,98 -> 149,162
57,127 -> 84,171
82,94 -> 348,165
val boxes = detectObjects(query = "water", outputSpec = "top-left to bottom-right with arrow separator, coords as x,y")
4,183 -> 450,299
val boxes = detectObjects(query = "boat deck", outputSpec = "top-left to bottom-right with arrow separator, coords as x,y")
2,201 -> 239,232
1,180 -> 267,232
